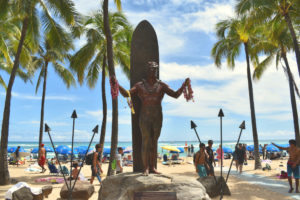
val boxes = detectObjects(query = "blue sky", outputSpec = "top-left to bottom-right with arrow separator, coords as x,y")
0,0 -> 299,143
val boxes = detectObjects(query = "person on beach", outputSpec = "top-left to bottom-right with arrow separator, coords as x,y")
71,161 -> 80,180
116,147 -> 124,174
118,61 -> 190,175
216,145 -> 224,167
191,144 -> 194,155
235,143 -> 246,174
38,144 -> 46,173
206,140 -> 216,176
15,146 -> 20,167
194,143 -> 209,178
90,144 -> 103,184
272,140 -> 300,193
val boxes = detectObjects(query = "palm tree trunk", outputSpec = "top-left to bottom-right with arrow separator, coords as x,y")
38,62 -> 49,159
103,0 -> 118,176
282,53 -> 300,147
244,42 -> 261,169
284,13 -> 300,78
99,56 -> 107,158
0,17 -> 29,185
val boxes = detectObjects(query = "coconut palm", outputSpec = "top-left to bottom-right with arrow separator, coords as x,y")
34,29 -> 76,159
236,0 -> 300,77
211,16 -> 262,169
0,13 -> 32,89
253,19 -> 300,146
103,0 -> 122,176
70,10 -> 131,161
0,0 -> 79,185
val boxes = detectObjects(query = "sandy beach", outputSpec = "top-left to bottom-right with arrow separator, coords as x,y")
0,156 -> 296,200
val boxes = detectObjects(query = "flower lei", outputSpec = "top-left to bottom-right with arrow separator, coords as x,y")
183,80 -> 194,102
109,76 -> 119,100
126,90 -> 135,114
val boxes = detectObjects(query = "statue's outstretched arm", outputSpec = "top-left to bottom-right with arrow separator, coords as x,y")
162,78 -> 190,98
119,83 -> 138,98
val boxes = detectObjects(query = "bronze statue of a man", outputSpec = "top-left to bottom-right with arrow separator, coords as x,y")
118,61 -> 190,175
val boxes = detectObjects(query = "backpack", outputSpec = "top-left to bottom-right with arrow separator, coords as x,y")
85,153 -> 94,165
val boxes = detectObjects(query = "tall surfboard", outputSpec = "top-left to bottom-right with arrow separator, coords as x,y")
130,20 -> 159,172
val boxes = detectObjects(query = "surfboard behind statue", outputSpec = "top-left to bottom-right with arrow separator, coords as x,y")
130,20 -> 159,172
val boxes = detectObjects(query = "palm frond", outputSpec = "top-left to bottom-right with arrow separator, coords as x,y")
0,74 -> 7,89
35,67 -> 44,94
53,62 -> 76,88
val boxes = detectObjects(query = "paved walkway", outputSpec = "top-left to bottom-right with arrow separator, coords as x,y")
215,167 -> 300,200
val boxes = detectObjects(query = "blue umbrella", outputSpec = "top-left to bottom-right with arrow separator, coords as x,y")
222,147 -> 233,153
266,144 -> 280,152
45,146 -> 54,152
277,144 -> 289,148
31,148 -> 39,153
7,146 -> 26,153
246,145 -> 262,152
170,147 -> 184,153
212,147 -> 217,152
56,145 -> 71,155
103,148 -> 111,155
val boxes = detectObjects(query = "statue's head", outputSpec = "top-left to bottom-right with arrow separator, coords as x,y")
147,61 -> 158,78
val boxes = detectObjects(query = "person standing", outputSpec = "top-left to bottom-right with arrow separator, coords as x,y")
194,143 -> 209,178
15,146 -> 20,167
91,144 -> 103,184
116,147 -> 124,174
235,143 -> 246,174
38,144 -> 46,173
272,140 -> 300,193
191,144 -> 194,155
262,144 -> 267,160
216,145 -> 224,167
206,140 -> 216,176
188,145 -> 191,157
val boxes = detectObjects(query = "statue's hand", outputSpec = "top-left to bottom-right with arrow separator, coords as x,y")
184,78 -> 190,86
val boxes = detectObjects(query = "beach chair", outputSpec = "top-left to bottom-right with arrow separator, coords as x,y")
60,166 -> 70,176
48,163 -> 59,175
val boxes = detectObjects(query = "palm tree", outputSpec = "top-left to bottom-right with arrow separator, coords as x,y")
102,0 -> 123,176
34,29 -> 76,159
0,0 -> 79,185
253,19 -> 300,147
0,13 -> 32,89
70,10 -> 131,160
211,16 -> 262,169
236,0 -> 300,77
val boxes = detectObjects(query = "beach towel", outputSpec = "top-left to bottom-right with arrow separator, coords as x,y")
5,182 -> 42,200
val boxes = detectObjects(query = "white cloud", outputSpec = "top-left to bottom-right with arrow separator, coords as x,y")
161,54 -> 300,120
85,109 -> 131,125
0,92 -> 78,101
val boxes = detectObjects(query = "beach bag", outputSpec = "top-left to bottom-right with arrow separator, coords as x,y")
85,153 -> 94,165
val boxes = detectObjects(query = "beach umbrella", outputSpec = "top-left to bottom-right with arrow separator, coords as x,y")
31,148 -> 39,153
266,144 -> 280,152
103,148 -> 111,155
277,144 -> 289,148
222,147 -> 232,153
246,145 -> 262,152
45,146 -> 54,152
56,145 -> 71,155
7,146 -> 26,153
212,147 -> 217,152
124,146 -> 132,154
161,146 -> 180,152
170,147 -> 184,153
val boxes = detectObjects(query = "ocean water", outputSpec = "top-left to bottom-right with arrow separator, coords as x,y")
8,139 -> 288,158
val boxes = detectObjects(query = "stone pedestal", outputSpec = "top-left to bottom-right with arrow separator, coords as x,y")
60,180 -> 94,200
98,173 -> 210,200
197,176 -> 231,198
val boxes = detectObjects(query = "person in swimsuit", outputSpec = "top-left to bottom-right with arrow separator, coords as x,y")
235,143 -> 246,174
194,143 -> 209,178
206,140 -> 216,176
273,140 -> 300,193
118,61 -> 190,175
38,144 -> 46,173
